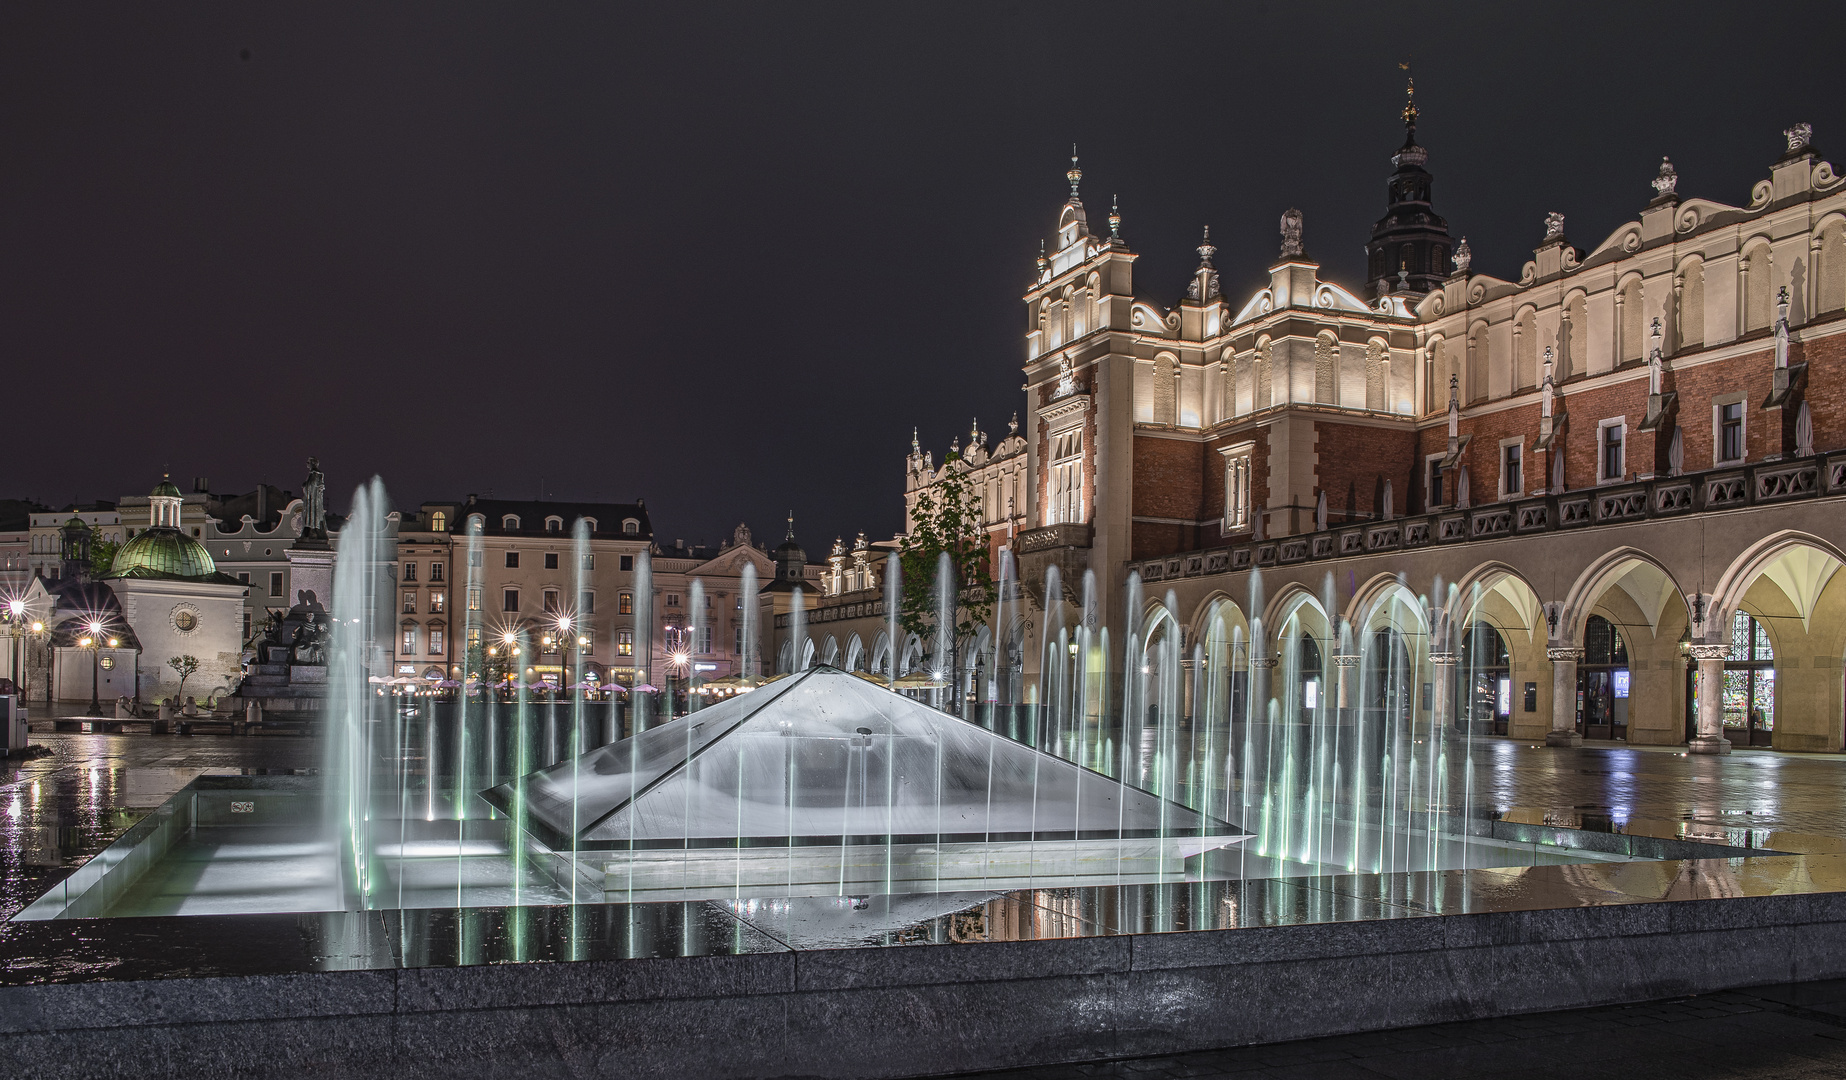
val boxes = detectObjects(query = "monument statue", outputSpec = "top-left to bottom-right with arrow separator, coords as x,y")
293,456 -> 331,550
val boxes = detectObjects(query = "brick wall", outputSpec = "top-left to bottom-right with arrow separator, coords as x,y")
1132,435 -> 1205,560
1312,421 -> 1418,522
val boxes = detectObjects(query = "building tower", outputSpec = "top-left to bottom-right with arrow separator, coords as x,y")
1365,70 -> 1453,298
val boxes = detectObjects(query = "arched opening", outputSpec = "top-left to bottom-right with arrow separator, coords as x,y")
1459,622 -> 1511,735
1721,610 -> 1776,747
1578,615 -> 1630,741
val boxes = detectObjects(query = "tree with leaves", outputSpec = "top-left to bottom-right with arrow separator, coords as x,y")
897,448 -> 994,714
167,654 -> 200,703
88,539 -> 121,578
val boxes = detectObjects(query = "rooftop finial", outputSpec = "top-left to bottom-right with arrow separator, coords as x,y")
1008,411 -> 1019,435
1399,61 -> 1417,132
1197,225 -> 1215,267
1651,156 -> 1678,200
785,511 -> 795,542
1279,209 -> 1304,258
1036,239 -> 1047,273
911,426 -> 920,453
1108,194 -> 1120,239
1066,144 -> 1081,198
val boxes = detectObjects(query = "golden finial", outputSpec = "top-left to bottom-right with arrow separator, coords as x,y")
1399,61 -> 1417,130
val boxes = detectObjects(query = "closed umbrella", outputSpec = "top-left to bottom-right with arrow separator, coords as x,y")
1457,465 -> 1471,509
1381,480 -> 1394,520
1315,490 -> 1327,531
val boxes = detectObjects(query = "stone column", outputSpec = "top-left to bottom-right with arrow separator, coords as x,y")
1249,656 -> 1278,723
1546,647 -> 1584,747
1332,654 -> 1360,714
1688,644 -> 1732,755
1429,652 -> 1459,737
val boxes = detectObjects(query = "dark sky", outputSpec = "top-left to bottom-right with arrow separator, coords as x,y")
3,3 -> 1843,548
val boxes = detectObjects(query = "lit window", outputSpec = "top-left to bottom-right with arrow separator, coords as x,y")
429,511 -> 448,533
429,592 -> 445,614
619,592 -> 633,614
578,630 -> 593,655
466,627 -> 481,651
618,629 -> 634,656
582,553 -> 594,570
429,626 -> 445,655
402,591 -> 417,614
401,625 -> 417,655
467,586 -> 482,611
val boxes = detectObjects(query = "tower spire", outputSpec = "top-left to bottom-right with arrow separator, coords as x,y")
785,511 -> 795,542
1399,61 -> 1417,136
1108,194 -> 1120,239
1066,144 -> 1081,198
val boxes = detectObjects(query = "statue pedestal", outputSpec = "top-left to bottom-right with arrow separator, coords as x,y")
286,547 -> 335,610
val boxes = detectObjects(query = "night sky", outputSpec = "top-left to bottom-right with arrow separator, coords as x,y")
3,3 -> 1842,549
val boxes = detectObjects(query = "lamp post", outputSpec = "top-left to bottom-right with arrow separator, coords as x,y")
4,599 -> 25,698
83,618 -> 106,715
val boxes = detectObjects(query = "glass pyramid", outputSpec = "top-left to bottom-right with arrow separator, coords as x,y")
484,667 -> 1247,896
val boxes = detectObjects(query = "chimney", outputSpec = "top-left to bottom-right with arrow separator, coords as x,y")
193,477 -> 210,493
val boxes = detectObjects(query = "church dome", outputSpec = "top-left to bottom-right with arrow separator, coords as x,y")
150,478 -> 183,499
107,527 -> 226,582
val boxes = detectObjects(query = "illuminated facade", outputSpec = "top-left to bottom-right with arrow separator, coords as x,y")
900,100 -> 1846,752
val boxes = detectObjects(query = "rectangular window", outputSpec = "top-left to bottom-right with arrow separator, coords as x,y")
468,550 -> 483,567
697,626 -> 713,654
735,624 -> 743,657
1601,421 -> 1625,481
402,562 -> 417,582
402,627 -> 416,654
467,586 -> 482,612
505,551 -> 519,568
1501,442 -> 1522,498
619,592 -> 633,615
543,589 -> 559,613
582,554 -> 594,570
269,571 -> 284,598
429,562 -> 444,582
243,611 -> 252,639
666,593 -> 680,607
238,571 -> 251,585
620,554 -> 634,571
503,589 -> 519,612
1425,455 -> 1446,508
1720,401 -> 1744,463
581,591 -> 594,614
429,591 -> 445,614
578,630 -> 593,655
1047,427 -> 1085,525
617,629 -> 634,657
545,552 -> 559,570
429,627 -> 445,655
467,627 -> 481,651
1219,442 -> 1254,531
402,591 -> 417,613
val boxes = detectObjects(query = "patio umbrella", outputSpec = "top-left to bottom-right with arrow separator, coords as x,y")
891,671 -> 948,689
632,684 -> 661,693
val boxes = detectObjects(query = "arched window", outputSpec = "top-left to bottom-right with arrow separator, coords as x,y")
1153,354 -> 1177,424
1678,260 -> 1705,350
1514,309 -> 1537,391
1819,223 -> 1846,315
1363,628 -> 1413,719
1255,338 -> 1274,409
1743,244 -> 1774,332
545,516 -> 563,533
1619,278 -> 1644,364
622,519 -> 640,535
1563,295 -> 1587,379
467,514 -> 484,533
1296,633 -> 1324,714
1723,610 -> 1775,747
429,511 -> 448,533
1314,333 -> 1337,405
582,517 -> 597,533
1467,323 -> 1489,404
502,515 -> 520,530
1365,340 -> 1387,411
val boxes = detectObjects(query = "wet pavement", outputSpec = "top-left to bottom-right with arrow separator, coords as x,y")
965,981 -> 1846,1079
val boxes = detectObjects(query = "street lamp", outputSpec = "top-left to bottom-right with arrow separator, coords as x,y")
84,618 -> 107,715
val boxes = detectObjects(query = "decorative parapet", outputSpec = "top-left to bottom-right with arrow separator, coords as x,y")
1125,450 -> 1846,583
1546,647 -> 1586,663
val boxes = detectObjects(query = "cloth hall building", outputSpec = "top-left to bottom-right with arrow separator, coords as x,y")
837,100 -> 1846,756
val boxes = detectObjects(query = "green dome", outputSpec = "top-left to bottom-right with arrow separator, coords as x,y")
106,527 -> 228,582
150,478 -> 183,498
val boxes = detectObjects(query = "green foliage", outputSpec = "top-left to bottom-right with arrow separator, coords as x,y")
896,449 -> 995,645
88,539 -> 120,578
168,654 -> 201,699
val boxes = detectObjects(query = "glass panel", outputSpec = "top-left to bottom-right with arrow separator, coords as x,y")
1721,670 -> 1750,730
1753,619 -> 1773,662
1729,610 -> 1752,662
1754,668 -> 1775,731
